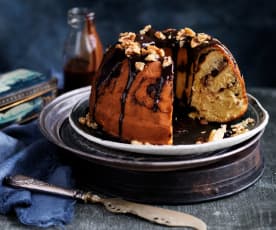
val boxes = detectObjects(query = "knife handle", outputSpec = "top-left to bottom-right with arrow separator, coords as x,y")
4,175 -> 86,201
5,175 -> 206,229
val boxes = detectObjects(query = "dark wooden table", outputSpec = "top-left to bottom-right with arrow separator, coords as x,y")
0,87 -> 275,230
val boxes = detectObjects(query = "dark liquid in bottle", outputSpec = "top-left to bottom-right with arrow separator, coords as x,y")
63,57 -> 95,92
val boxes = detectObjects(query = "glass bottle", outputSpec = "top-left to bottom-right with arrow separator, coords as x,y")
63,7 -> 103,92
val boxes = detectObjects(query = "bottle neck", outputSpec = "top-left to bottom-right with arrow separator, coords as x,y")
67,7 -> 95,29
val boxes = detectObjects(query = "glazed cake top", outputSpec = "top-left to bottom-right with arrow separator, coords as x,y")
113,25 -> 213,64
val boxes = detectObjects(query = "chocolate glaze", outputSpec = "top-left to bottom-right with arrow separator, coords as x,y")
118,60 -> 136,136
96,48 -> 125,88
153,64 -> 173,112
177,62 -> 187,73
92,48 -> 125,120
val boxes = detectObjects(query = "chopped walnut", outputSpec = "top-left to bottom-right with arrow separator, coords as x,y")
135,62 -> 145,71
195,140 -> 204,144
89,121 -> 98,129
191,38 -> 201,48
131,140 -> 151,145
139,25 -> 152,35
125,43 -> 141,57
230,118 -> 255,136
162,56 -> 173,67
197,33 -> 211,42
78,117 -> 86,125
116,31 -> 142,57
78,113 -> 98,130
118,32 -> 136,43
154,31 -> 166,40
105,46 -> 112,52
191,33 -> 211,48
141,45 -> 165,61
176,27 -> 196,41
141,45 -> 165,57
115,43 -> 123,50
208,124 -> 227,142
179,40 -> 185,48
145,53 -> 160,62
188,111 -> 200,120
195,137 -> 205,144
131,140 -> 143,145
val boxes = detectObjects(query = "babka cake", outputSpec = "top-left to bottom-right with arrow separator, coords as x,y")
88,25 -> 248,145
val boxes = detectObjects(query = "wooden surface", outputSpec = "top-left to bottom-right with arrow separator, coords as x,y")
0,87 -> 276,230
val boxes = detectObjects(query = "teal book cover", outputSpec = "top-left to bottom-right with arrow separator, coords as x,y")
0,69 -> 49,97
0,69 -> 57,128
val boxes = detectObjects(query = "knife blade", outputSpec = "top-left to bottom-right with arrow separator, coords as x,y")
5,175 -> 206,229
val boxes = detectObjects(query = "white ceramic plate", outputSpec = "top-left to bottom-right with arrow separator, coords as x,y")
69,94 -> 269,155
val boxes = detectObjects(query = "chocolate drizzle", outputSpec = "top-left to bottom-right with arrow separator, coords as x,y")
145,64 -> 173,112
92,48 -> 125,120
118,60 -> 136,136
96,48 -> 125,88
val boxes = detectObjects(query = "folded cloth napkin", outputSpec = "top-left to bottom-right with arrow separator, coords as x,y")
0,120 -> 76,228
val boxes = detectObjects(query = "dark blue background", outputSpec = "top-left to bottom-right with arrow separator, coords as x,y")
0,0 -> 275,87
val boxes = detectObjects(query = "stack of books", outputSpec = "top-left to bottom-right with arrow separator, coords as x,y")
0,69 -> 57,128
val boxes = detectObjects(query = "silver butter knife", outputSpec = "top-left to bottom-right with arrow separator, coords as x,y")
5,175 -> 207,230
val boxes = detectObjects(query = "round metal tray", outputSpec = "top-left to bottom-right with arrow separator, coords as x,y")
39,87 -> 266,172
39,87 -> 265,203
66,135 -> 263,204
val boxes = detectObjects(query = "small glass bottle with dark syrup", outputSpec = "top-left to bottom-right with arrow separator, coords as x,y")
63,7 -> 103,92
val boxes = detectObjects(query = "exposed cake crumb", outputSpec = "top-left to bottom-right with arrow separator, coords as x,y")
135,62 -> 145,71
208,124 -> 227,142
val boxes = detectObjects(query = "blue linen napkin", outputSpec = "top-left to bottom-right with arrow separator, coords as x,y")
0,120 -> 76,228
